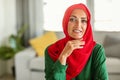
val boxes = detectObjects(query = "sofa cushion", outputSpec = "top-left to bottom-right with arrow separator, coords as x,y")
103,35 -> 120,47
29,31 -> 57,56
104,43 -> 120,58
29,57 -> 45,71
103,35 -> 120,58
106,57 -> 120,73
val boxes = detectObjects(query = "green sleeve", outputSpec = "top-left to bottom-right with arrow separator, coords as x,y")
44,47 -> 67,80
92,44 -> 109,80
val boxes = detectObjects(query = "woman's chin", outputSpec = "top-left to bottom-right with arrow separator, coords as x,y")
72,36 -> 83,40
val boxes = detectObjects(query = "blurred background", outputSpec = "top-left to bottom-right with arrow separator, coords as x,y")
0,0 -> 120,80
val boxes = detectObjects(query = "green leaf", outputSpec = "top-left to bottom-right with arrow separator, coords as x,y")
17,24 -> 28,38
0,46 -> 15,60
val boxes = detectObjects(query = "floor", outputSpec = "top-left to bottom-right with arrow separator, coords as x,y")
0,74 -> 14,80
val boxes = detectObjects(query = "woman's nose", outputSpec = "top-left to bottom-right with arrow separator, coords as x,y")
76,19 -> 81,27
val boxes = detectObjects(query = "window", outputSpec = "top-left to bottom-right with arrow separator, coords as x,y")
43,0 -> 86,31
94,0 -> 120,31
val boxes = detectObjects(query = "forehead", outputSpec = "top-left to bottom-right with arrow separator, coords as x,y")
70,9 -> 87,18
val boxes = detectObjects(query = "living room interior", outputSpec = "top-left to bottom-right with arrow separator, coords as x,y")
0,0 -> 120,80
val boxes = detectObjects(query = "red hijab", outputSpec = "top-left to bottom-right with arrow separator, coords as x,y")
48,3 -> 96,80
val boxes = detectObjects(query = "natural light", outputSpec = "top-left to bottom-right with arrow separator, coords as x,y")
94,0 -> 120,31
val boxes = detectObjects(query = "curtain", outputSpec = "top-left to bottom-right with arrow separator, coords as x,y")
16,0 -> 44,47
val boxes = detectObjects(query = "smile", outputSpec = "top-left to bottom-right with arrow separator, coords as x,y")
73,29 -> 82,33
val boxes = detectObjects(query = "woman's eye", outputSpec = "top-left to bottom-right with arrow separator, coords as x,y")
81,20 -> 87,23
69,17 -> 76,22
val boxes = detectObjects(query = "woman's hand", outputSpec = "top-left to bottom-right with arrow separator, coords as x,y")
58,39 -> 85,65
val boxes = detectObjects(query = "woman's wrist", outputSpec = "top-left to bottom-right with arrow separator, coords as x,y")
58,54 -> 67,65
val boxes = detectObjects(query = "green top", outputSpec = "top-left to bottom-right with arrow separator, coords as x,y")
44,44 -> 109,80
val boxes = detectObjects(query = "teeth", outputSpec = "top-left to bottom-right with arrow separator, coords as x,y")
73,30 -> 80,32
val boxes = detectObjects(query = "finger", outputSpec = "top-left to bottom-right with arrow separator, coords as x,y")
73,44 -> 84,49
77,45 -> 84,49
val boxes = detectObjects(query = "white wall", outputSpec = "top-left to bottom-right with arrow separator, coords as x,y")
0,0 -> 16,76
0,0 -> 16,45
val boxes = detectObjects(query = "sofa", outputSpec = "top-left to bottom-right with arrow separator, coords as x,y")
15,47 -> 45,80
15,34 -> 120,80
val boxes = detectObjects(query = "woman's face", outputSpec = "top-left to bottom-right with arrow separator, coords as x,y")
68,9 -> 87,39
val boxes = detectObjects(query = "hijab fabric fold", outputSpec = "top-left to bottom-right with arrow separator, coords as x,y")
48,3 -> 96,80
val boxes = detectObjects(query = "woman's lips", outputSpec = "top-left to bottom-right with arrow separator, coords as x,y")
73,29 -> 82,33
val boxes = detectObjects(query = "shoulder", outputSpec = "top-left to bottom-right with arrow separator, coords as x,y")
92,43 -> 106,59
93,43 -> 104,53
94,43 -> 104,49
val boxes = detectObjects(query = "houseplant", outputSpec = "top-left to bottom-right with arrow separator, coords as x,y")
0,24 -> 28,60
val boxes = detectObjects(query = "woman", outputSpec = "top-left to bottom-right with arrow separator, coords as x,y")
45,3 -> 108,80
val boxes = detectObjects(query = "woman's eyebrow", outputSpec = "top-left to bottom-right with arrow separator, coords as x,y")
70,15 -> 87,20
70,15 -> 77,18
81,17 -> 87,20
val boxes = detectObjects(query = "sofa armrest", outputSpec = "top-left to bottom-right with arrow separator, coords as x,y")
15,47 -> 36,80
